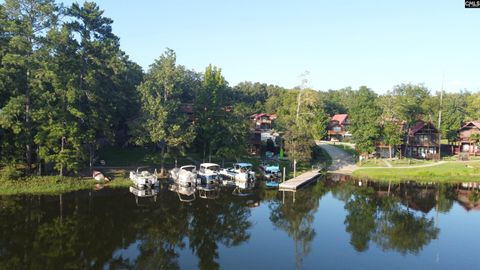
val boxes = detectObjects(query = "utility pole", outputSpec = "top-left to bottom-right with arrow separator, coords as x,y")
438,75 -> 444,160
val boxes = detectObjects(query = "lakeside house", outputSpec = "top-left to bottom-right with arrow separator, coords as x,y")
374,120 -> 440,159
404,121 -> 440,159
327,114 -> 351,141
250,113 -> 276,130
456,121 -> 480,155
248,113 -> 281,155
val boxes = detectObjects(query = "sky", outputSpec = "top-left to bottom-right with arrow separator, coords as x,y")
65,0 -> 480,93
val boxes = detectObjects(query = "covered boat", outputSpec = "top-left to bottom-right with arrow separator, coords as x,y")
129,167 -> 159,188
219,163 -> 256,182
259,162 -> 282,180
169,165 -> 197,187
198,163 -> 220,185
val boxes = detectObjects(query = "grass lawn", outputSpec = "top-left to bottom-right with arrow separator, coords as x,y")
353,161 -> 480,182
357,158 -> 437,168
0,176 -> 132,196
357,159 -> 388,167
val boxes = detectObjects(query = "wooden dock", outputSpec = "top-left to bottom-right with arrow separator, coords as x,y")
279,170 -> 321,191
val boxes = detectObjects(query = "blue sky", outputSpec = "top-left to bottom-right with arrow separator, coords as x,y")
67,0 -> 479,93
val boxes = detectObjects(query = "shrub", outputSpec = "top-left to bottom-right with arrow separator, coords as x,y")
0,164 -> 22,181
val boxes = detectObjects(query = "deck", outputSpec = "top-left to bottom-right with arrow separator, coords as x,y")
279,170 -> 321,191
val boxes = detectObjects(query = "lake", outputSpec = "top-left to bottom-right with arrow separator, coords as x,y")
1,175 -> 479,270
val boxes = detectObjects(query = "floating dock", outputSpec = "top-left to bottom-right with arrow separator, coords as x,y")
279,170 -> 321,191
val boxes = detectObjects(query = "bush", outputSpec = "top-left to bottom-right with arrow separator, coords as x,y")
0,165 -> 22,181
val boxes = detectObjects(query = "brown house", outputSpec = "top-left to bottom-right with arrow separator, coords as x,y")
250,113 -> 276,130
404,121 -> 439,159
457,121 -> 480,155
248,113 -> 279,155
327,114 -> 351,141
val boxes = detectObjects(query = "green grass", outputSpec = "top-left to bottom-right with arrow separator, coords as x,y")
353,161 -> 480,182
357,158 -> 437,168
357,159 -> 388,167
0,175 -> 132,196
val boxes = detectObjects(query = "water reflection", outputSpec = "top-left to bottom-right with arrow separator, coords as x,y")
0,177 -> 480,269
336,178 -> 442,254
269,182 -> 327,269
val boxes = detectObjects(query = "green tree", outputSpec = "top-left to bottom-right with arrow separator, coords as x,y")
349,86 -> 381,156
382,121 -> 403,159
466,92 -> 480,120
134,49 -> 195,174
390,83 -> 431,125
439,92 -> 468,143
0,0 -> 58,171
33,25 -> 83,175
194,64 -> 248,161
67,1 -> 127,169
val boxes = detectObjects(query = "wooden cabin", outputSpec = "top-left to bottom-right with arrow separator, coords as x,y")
404,121 -> 439,159
456,121 -> 480,155
248,113 -> 279,155
327,114 -> 351,141
250,113 -> 276,130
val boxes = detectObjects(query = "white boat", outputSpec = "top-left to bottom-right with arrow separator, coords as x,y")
220,162 -> 256,183
169,165 -> 197,187
198,163 -> 220,185
129,167 -> 159,188
259,162 -> 282,180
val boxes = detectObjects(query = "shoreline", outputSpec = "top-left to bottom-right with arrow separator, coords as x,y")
0,176 -> 133,196
352,160 -> 480,182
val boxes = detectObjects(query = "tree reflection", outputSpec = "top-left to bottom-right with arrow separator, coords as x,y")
342,181 -> 440,255
269,181 -> 327,270
188,195 -> 252,270
343,187 -> 378,251
0,189 -> 255,270
374,206 -> 439,255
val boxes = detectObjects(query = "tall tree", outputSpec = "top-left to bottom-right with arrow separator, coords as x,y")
349,86 -> 381,156
33,25 -> 83,175
390,83 -> 431,125
67,1 -> 126,168
194,64 -> 243,161
134,49 -> 195,174
382,121 -> 403,159
439,92 -> 469,143
0,0 -> 58,170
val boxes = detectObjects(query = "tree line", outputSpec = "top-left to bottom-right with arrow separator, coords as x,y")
1,0 -> 478,178
320,85 -> 480,156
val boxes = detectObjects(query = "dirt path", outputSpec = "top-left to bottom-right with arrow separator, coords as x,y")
318,143 -> 357,174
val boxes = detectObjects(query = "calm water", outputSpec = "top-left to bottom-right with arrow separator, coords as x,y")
1,176 -> 480,270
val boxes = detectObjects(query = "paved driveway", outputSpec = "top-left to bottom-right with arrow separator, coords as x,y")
317,143 -> 357,174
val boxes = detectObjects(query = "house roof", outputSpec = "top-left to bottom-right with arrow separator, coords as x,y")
408,121 -> 426,136
460,121 -> 480,131
251,113 -> 276,120
331,114 -> 348,125
408,121 -> 437,136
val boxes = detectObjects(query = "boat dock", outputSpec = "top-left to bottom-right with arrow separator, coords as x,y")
279,170 -> 321,191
